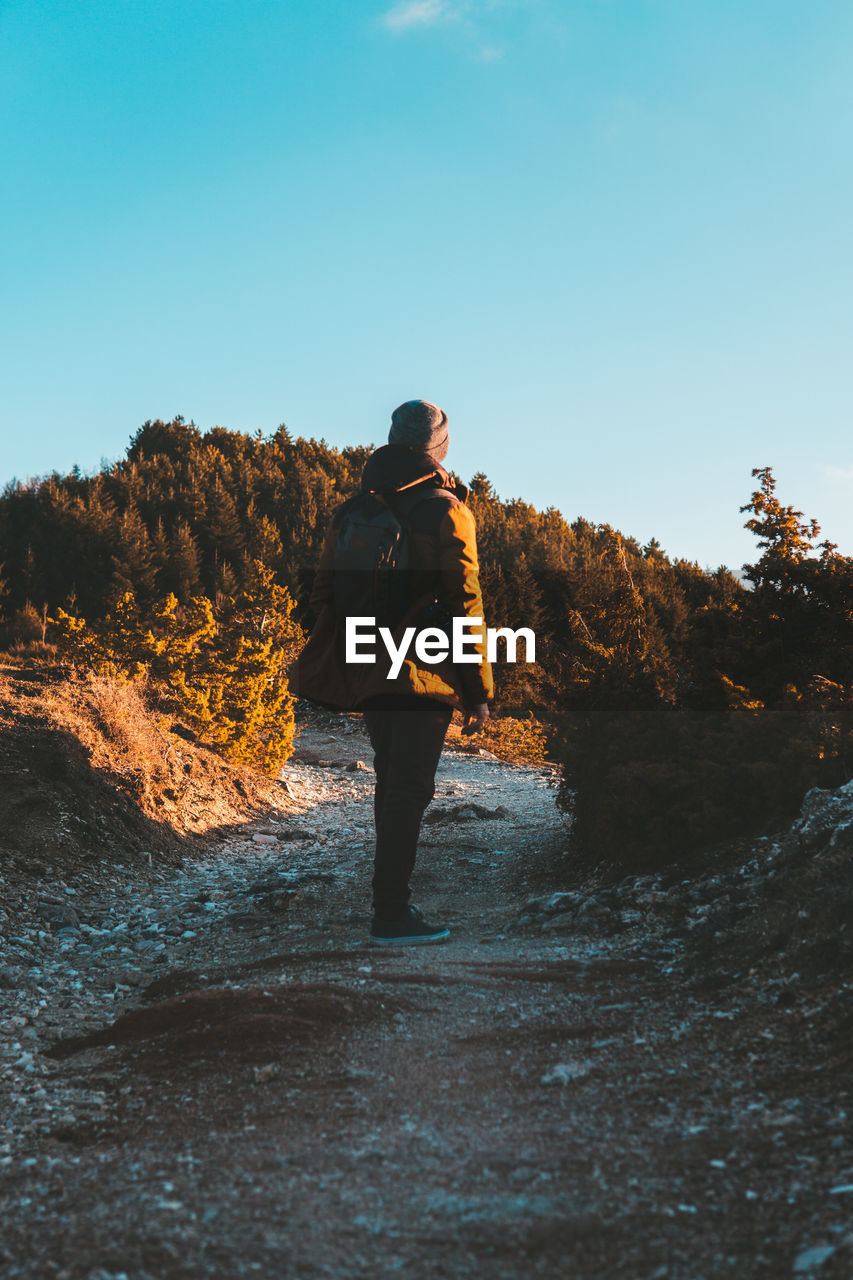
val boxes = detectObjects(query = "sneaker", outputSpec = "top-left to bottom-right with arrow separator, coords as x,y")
370,905 -> 450,947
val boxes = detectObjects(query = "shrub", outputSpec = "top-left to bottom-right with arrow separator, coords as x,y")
559,696 -> 853,872
479,713 -> 550,766
51,564 -> 303,775
2,601 -> 46,646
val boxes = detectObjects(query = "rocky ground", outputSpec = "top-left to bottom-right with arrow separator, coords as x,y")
1,712 -> 852,1279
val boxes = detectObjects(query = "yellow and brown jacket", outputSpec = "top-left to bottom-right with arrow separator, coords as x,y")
289,445 -> 493,712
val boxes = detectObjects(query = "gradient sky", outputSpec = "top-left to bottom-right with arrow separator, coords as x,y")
2,0 -> 851,571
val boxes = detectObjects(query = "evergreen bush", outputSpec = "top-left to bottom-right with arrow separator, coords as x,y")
51,563 -> 302,775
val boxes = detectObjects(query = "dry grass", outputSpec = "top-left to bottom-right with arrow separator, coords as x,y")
42,673 -> 176,815
0,659 -> 289,858
6,639 -> 58,661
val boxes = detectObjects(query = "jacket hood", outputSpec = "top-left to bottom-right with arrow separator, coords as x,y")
361,444 -> 448,495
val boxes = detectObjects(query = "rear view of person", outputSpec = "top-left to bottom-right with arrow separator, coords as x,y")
290,400 -> 493,945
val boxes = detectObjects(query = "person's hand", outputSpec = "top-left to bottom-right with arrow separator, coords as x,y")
462,702 -> 489,736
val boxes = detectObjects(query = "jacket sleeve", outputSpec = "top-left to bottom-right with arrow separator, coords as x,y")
309,521 -> 338,614
438,503 -> 494,705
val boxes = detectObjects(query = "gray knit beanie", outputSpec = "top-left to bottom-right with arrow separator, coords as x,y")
388,399 -> 449,463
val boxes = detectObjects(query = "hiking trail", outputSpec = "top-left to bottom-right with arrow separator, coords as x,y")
1,715 -> 850,1279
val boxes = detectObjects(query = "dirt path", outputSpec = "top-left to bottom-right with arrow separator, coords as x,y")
1,719 -> 851,1279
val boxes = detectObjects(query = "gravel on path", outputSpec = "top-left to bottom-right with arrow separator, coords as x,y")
1,720 -> 851,1279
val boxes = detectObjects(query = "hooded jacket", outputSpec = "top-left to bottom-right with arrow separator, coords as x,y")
289,445 -> 493,711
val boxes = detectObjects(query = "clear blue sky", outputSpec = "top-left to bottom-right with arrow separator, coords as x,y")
2,0 -> 851,571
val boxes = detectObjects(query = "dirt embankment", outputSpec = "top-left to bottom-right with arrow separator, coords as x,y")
1,669 -> 852,1279
0,663 -> 284,869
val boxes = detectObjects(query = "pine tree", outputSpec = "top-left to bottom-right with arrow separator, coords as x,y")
205,476 -> 245,564
109,506 -> 157,604
248,511 -> 284,571
77,485 -> 119,614
151,517 -> 170,580
166,520 -> 202,600
740,467 -> 853,695
741,466 -> 827,596
212,552 -> 240,605
128,416 -> 202,463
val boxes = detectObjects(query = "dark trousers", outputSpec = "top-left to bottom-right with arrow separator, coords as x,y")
362,696 -> 453,921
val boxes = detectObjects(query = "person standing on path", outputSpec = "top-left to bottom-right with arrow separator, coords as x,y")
290,400 -> 493,945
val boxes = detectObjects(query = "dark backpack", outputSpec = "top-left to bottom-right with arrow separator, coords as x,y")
332,488 -> 429,628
